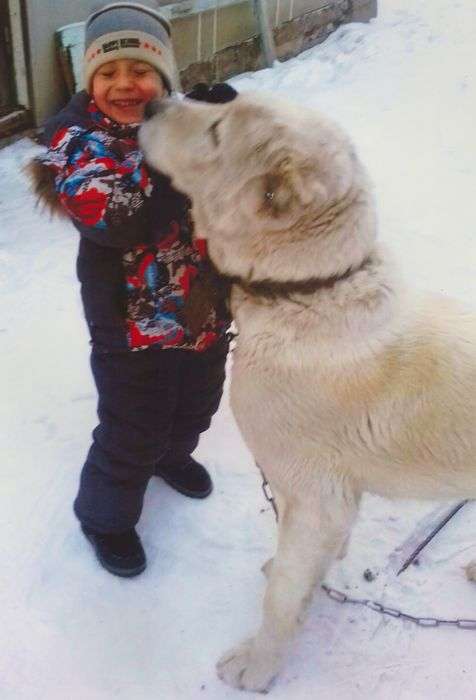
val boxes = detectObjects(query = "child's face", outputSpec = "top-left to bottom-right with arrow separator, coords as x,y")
92,58 -> 167,124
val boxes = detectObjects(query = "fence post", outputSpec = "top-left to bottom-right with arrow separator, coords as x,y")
253,0 -> 277,67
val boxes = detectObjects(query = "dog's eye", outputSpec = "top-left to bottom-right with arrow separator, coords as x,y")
208,119 -> 222,147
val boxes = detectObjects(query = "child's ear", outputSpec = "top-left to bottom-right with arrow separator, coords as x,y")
24,159 -> 67,218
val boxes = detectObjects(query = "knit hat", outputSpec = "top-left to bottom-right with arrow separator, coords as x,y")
83,2 -> 179,94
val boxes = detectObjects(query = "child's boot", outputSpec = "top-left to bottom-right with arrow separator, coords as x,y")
155,456 -> 213,498
81,525 -> 146,577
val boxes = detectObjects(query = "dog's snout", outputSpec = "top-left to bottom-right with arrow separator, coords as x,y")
144,98 -> 172,121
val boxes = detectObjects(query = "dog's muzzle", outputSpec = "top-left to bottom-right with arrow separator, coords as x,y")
143,98 -> 173,121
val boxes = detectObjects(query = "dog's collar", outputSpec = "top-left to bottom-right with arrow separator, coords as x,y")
218,256 -> 371,301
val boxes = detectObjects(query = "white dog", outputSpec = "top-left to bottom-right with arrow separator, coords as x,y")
140,93 -> 476,692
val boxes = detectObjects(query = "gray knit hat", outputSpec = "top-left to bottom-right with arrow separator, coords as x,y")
83,2 -> 179,93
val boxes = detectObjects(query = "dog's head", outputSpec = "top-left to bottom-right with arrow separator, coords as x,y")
139,93 -> 377,282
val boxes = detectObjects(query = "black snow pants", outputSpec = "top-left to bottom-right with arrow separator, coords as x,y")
73,338 -> 228,533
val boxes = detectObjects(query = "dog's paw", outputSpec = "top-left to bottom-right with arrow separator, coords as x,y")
464,560 -> 476,582
217,638 -> 280,693
261,557 -> 274,578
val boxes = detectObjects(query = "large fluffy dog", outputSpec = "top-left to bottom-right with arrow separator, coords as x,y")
139,93 -> 476,692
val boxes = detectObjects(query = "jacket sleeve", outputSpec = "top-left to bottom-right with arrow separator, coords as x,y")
39,125 -> 154,248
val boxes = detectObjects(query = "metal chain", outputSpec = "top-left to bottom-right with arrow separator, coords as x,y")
257,466 -> 476,630
321,584 -> 476,629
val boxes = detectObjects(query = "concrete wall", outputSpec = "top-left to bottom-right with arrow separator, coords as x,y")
174,0 -> 377,90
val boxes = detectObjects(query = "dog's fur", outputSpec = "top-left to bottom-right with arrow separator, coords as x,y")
141,93 -> 476,692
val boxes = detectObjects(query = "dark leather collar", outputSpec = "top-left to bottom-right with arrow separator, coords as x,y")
217,256 -> 371,301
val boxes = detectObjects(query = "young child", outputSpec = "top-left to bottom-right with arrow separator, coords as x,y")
33,2 -> 236,577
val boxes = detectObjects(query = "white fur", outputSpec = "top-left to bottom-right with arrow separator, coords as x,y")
140,93 -> 476,692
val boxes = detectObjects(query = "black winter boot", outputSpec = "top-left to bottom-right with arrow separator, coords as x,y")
155,457 -> 213,498
81,525 -> 146,577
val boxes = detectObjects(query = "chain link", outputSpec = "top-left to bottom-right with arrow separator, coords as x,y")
257,465 -> 476,631
321,584 -> 476,629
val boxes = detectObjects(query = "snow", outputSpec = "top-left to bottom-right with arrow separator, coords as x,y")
2,1 -> 476,697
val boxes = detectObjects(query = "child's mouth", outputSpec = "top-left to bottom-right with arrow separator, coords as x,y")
110,99 -> 143,109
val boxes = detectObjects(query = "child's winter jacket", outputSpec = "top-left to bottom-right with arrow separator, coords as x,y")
39,91 -> 228,353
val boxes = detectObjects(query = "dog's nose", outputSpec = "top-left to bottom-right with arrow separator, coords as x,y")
144,98 -> 172,121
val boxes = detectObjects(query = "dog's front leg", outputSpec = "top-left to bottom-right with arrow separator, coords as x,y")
217,481 -> 358,692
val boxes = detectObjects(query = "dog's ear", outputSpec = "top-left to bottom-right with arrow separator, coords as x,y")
260,155 -> 316,220
23,159 -> 67,218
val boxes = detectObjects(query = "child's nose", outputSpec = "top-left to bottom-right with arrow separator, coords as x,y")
115,72 -> 135,89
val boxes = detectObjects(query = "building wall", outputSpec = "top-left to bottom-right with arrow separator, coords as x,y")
174,0 -> 377,91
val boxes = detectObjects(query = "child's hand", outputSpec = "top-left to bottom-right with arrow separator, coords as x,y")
186,83 -> 238,104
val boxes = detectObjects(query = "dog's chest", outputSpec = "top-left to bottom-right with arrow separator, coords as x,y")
230,347 -> 331,447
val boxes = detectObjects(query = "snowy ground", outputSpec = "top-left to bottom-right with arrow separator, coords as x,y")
2,1 -> 476,698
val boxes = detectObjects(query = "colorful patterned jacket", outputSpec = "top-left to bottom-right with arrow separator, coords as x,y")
39,91 -> 228,353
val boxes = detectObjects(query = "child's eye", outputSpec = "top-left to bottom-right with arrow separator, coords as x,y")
99,72 -> 114,78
